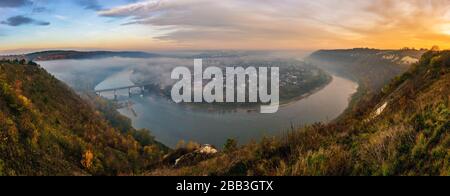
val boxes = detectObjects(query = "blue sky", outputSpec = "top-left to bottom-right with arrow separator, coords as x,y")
0,0 -> 160,52
1,0 -> 450,53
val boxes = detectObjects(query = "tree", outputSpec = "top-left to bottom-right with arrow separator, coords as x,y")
186,141 -> 200,151
431,45 -> 440,52
224,138 -> 238,153
27,61 -> 38,66
176,140 -> 186,149
81,150 -> 94,169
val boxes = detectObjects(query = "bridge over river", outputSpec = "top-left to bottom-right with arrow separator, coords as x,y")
95,83 -> 152,100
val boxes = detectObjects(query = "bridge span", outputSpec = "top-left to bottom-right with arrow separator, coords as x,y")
95,83 -> 152,100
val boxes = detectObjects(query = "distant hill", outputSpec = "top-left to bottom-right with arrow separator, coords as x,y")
306,48 -> 426,92
27,50 -> 160,61
0,59 -> 166,175
150,50 -> 449,176
0,50 -> 160,61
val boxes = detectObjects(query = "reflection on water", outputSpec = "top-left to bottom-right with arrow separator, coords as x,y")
40,58 -> 358,148
108,69 -> 358,148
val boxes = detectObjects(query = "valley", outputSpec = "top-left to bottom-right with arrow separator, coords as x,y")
35,51 -> 354,148
0,48 -> 448,176
150,49 -> 449,176
1,0 -> 450,179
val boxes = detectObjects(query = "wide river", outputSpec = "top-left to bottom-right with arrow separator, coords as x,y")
40,57 -> 359,148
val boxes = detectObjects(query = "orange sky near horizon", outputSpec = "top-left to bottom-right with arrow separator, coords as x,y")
1,0 -> 450,53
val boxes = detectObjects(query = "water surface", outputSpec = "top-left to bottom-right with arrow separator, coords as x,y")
40,58 -> 358,148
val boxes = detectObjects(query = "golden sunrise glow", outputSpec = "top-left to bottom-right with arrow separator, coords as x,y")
2,0 -> 450,52
440,24 -> 450,36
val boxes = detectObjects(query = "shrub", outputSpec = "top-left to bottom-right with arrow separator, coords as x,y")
224,138 -> 238,153
0,159 -> 4,176
357,125 -> 415,175
292,145 -> 351,176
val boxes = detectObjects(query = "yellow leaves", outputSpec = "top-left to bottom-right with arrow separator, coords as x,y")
144,145 -> 159,155
13,80 -> 32,109
0,79 -> 32,111
81,150 -> 94,170
186,141 -> 200,151
176,140 -> 200,151
127,148 -> 139,160
18,95 -> 31,108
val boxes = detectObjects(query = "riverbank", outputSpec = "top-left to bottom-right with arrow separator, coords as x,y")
170,71 -> 334,113
118,73 -> 358,148
38,57 -> 359,148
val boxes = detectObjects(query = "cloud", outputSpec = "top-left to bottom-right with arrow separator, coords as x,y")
1,15 -> 50,26
76,0 -> 102,10
32,6 -> 50,13
54,15 -> 68,21
97,0 -> 364,47
97,0 -> 450,49
0,0 -> 31,7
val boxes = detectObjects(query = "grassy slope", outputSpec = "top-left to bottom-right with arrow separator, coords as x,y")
0,60 -> 165,176
150,50 -> 449,176
306,49 -> 426,122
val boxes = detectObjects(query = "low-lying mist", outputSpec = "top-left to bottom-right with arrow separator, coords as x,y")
38,50 -> 315,94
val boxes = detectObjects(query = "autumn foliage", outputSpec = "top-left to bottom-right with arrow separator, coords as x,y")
0,60 -> 166,175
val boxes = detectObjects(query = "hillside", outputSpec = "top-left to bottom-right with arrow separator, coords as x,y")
150,50 -> 449,176
0,59 -> 166,176
306,48 -> 426,92
1,50 -> 448,176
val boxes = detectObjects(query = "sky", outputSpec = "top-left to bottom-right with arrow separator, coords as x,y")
1,0 -> 450,53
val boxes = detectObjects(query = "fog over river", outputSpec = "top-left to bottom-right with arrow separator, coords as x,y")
40,57 -> 358,148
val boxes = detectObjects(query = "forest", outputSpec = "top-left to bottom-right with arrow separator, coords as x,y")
0,59 -> 166,175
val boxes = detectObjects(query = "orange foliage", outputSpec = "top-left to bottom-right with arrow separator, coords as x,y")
81,150 -> 94,169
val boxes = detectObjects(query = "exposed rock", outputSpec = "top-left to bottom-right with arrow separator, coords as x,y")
400,56 -> 419,65
199,145 -> 218,154
162,148 -> 193,166
375,102 -> 388,117
174,145 -> 218,168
